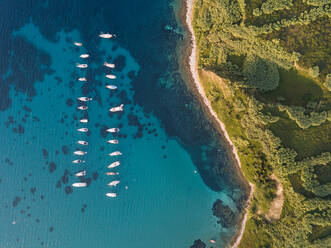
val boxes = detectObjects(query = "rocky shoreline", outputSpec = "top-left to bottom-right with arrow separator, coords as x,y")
177,0 -> 255,247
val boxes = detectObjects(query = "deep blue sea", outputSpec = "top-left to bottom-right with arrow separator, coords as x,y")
0,1 -> 247,247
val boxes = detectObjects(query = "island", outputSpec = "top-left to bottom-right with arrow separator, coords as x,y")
188,0 -> 331,247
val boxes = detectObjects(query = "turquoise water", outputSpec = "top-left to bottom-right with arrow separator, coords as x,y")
0,1 -> 247,247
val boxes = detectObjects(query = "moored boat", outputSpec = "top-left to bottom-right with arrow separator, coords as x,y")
80,118 -> 88,123
106,85 -> 117,90
99,33 -> 113,39
77,140 -> 88,145
109,104 -> 124,112
72,159 -> 85,164
106,128 -> 119,133
105,74 -> 116,79
76,63 -> 88,68
108,161 -> 120,168
78,97 -> 92,102
77,128 -> 88,132
108,180 -> 120,186
74,42 -> 83,46
109,151 -> 122,156
72,182 -> 87,187
75,170 -> 86,177
107,139 -> 119,144
74,150 -> 87,155
77,106 -> 88,110
104,62 -> 115,68
105,193 -> 117,197
80,54 -> 89,58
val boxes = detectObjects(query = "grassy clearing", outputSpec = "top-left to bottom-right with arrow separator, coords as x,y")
260,69 -> 323,106
269,118 -> 331,160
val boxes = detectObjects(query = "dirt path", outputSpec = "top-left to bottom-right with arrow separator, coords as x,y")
266,174 -> 284,220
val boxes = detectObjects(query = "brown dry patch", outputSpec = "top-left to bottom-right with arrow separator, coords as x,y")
199,69 -> 233,99
265,174 -> 284,221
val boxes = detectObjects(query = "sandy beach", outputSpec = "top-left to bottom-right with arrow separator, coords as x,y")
182,0 -> 255,247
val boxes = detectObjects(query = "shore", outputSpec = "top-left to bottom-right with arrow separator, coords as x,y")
179,0 -> 255,247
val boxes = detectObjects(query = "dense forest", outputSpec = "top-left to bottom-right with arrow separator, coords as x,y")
192,0 -> 331,247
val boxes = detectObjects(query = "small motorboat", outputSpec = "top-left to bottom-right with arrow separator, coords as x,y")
107,139 -> 119,144
78,97 -> 92,102
80,54 -> 89,58
78,106 -> 88,110
109,104 -> 124,112
104,62 -> 115,68
80,118 -> 88,123
106,128 -> 120,133
108,180 -> 120,186
72,159 -> 85,164
109,151 -> 122,156
77,140 -> 88,145
105,172 -> 119,176
108,161 -> 120,168
105,193 -> 117,197
76,63 -> 88,68
78,77 -> 87,81
210,240 -> 216,244
77,128 -> 88,132
106,74 -> 116,79
75,170 -> 86,177
74,42 -> 83,47
72,182 -> 87,187
106,85 -> 117,90
74,151 -> 87,155
99,33 -> 114,39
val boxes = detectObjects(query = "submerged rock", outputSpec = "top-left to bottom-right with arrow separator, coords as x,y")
190,239 -> 206,248
212,199 -> 235,228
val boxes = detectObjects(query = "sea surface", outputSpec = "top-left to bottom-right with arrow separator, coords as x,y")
0,1 -> 247,247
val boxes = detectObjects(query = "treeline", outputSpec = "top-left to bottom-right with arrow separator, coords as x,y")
193,0 -> 331,247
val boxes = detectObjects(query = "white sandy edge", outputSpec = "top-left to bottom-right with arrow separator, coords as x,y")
185,0 -> 254,247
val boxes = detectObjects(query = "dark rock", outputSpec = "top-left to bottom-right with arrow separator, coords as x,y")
212,199 -> 235,228
190,239 -> 206,248
49,162 -> 56,173
13,196 -> 21,207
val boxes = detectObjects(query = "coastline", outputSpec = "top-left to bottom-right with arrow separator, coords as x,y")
179,0 -> 254,247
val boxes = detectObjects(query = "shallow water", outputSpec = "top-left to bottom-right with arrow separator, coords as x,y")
0,1 -> 247,247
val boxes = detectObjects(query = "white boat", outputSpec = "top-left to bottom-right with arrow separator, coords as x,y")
72,182 -> 87,187
76,63 -> 88,68
105,193 -> 117,197
99,33 -> 113,39
78,106 -> 88,110
75,170 -> 86,177
80,118 -> 88,123
109,104 -> 124,112
77,128 -> 88,132
107,139 -> 119,144
78,97 -> 92,102
80,54 -> 89,58
78,77 -> 87,81
108,180 -> 120,186
77,140 -> 88,145
104,62 -> 115,68
106,85 -> 117,90
106,74 -> 116,79
72,159 -> 85,164
74,151 -> 87,155
106,128 -> 120,133
109,151 -> 122,156
105,172 -> 119,176
108,161 -> 120,168
74,42 -> 82,47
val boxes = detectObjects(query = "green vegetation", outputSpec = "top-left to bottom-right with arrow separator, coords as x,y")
192,0 -> 331,247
